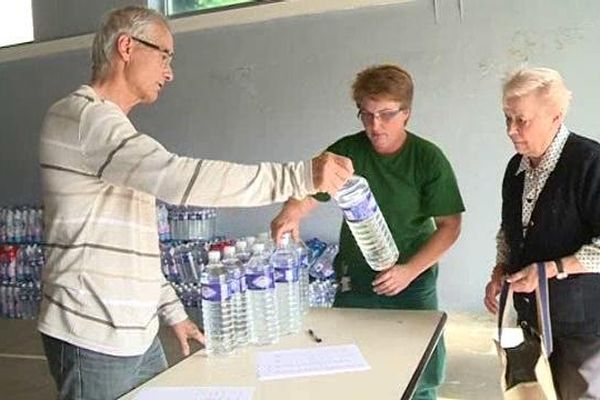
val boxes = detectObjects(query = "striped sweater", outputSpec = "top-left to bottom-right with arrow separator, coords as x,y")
38,85 -> 315,356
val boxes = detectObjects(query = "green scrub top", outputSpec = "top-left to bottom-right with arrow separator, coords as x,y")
315,131 -> 465,395
316,131 -> 465,304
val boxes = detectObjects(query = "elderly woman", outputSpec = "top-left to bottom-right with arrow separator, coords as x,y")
484,67 -> 600,399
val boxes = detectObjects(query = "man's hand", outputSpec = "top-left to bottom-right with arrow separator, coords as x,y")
270,198 -> 318,244
271,204 -> 302,244
311,152 -> 353,195
170,319 -> 205,357
372,264 -> 416,296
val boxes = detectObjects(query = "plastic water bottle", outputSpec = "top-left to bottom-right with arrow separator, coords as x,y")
246,243 -> 279,345
309,280 -> 339,308
13,209 -> 23,243
201,251 -> 234,356
235,240 -> 252,264
309,244 -> 338,280
222,246 -> 250,347
5,209 -> 14,243
271,233 -> 301,335
334,175 -> 399,271
294,239 -> 311,315
0,208 -> 6,243
257,232 -> 275,254
156,203 -> 170,241
245,236 -> 256,248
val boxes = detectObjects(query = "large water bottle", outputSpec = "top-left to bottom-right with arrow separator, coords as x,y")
271,233 -> 301,335
200,251 -> 234,356
222,246 -> 250,347
246,243 -> 279,345
333,175 -> 399,271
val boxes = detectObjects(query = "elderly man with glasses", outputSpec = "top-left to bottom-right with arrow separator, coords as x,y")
270,64 -> 465,400
37,6 -> 353,400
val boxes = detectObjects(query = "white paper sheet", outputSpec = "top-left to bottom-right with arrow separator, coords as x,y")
257,344 -> 371,381
134,386 -> 254,400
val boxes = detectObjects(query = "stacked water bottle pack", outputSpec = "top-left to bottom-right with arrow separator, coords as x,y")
0,206 -> 45,319
0,206 -> 44,244
156,202 -> 217,241
0,244 -> 44,319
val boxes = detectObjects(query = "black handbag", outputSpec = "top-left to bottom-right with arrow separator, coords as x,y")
494,262 -> 557,400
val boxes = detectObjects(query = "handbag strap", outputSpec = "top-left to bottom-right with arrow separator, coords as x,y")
536,262 -> 553,355
497,262 -> 553,355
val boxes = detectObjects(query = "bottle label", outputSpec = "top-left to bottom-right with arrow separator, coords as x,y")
274,267 -> 299,283
340,192 -> 378,222
246,272 -> 275,290
201,283 -> 229,301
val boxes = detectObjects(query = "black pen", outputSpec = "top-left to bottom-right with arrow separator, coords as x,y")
307,328 -> 322,343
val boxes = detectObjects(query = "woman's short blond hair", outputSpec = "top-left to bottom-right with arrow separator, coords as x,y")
352,65 -> 414,109
502,67 -> 572,114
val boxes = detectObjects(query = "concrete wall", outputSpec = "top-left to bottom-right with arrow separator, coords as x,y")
32,0 -> 146,41
1,0 -> 600,310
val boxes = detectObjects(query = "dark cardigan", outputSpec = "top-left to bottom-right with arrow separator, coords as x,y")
502,132 -> 600,337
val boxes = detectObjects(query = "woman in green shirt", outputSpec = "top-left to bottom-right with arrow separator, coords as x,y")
271,64 -> 465,400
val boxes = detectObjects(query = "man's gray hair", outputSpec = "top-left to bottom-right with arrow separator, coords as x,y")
91,6 -> 169,82
502,67 -> 572,115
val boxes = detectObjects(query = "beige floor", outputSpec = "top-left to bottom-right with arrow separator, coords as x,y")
0,312 -> 502,400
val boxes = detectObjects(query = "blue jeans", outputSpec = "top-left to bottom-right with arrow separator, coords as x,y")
41,334 -> 168,400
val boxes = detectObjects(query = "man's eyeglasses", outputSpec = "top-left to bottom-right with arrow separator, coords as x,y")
357,108 -> 404,124
131,36 -> 174,68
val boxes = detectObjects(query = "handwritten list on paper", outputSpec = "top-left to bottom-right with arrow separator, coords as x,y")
257,344 -> 371,381
134,386 -> 255,400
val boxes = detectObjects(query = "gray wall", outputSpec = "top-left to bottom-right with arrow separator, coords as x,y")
32,0 -> 146,41
2,0 -> 600,311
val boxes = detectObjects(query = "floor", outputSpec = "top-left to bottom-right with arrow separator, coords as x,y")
0,312 -> 502,400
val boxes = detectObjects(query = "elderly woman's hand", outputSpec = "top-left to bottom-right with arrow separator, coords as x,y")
506,262 -> 559,293
484,277 -> 503,315
506,263 -> 540,293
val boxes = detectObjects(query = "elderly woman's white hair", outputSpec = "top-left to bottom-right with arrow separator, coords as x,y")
91,6 -> 169,82
502,67 -> 573,115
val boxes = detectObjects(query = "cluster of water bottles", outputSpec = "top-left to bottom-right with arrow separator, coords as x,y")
0,206 -> 44,244
0,244 -> 44,319
163,234 -> 340,313
156,202 -> 217,241
198,231 -> 317,356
